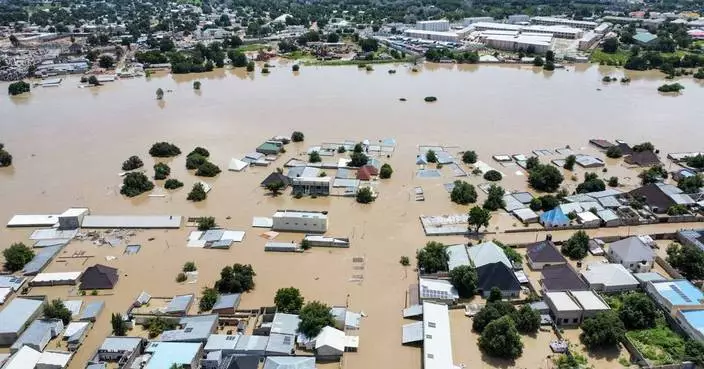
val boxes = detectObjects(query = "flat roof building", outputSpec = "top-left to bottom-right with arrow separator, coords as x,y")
570,290 -> 610,320
211,293 -> 241,315
10,319 -> 63,354
582,263 -> 639,292
676,309 -> 704,341
416,19 -> 450,32
422,302 -> 454,369
30,272 -> 82,287
419,278 -> 459,304
0,298 -> 45,346
204,334 -> 240,354
143,341 -> 202,369
91,336 -> 144,365
160,314 -> 218,342
403,29 -> 460,42
81,215 -> 182,229
531,16 -> 597,29
545,291 -> 583,326
272,210 -> 328,233
646,279 -> 704,314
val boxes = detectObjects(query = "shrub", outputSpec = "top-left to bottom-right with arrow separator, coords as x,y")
154,162 -> 170,180
608,176 -> 619,187
197,217 -> 216,231
400,256 -> 410,266
606,146 -> 623,158
528,164 -> 564,192
337,146 -> 346,154
483,170 -> 502,181
164,179 -> 184,189
215,263 -> 256,293
564,155 -> 576,170
246,61 -> 255,72
300,239 -> 312,250
8,81 -> 30,95
424,96 -> 437,102
379,163 -> 393,179
193,81 -> 201,90
309,151 -> 321,163
3,242 -> 34,272
187,182 -> 207,201
425,150 -> 438,163
186,154 -> 208,170
450,181 -> 477,205
196,162 -> 221,177
149,142 -> 181,157
291,131 -> 304,142
562,230 -> 589,260
0,149 -> 12,167
356,187 -> 375,203
462,150 -> 477,164
199,287 -> 217,311
262,67 -> 270,74
176,272 -> 187,282
658,83 -> 684,93
188,147 -> 210,158
292,64 -> 300,72
120,172 -> 154,197
122,156 -> 144,171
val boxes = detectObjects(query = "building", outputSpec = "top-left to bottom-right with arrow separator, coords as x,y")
569,290 -> 610,320
314,326 -> 345,358
256,141 -> 284,155
446,244 -> 470,271
545,291 -> 583,326
421,301 -> 454,369
302,235 -> 350,248
204,334 -> 240,355
577,211 -> 601,228
264,357 -> 316,369
10,319 -> 63,354
467,241 -> 511,269
233,335 -> 268,357
484,34 -> 552,54
270,313 -> 301,336
63,321 -> 90,351
266,333 -> 295,355
79,264 -> 118,290
272,210 -> 328,233
357,165 -> 378,181
143,341 -> 203,369
419,277 -> 459,304
260,172 -> 290,188
540,207 -> 570,228
531,16 -> 597,29
541,264 -> 588,291
476,262 -> 521,298
463,17 -> 494,26
3,346 -> 72,369
416,19 -> 450,32
161,314 -> 218,343
30,272 -> 82,287
508,14 -> 530,24
403,29 -> 459,42
90,336 -> 144,365
526,236 -> 567,270
57,208 -> 89,230
581,263 -> 639,292
79,301 -> 104,322
165,294 -> 195,315
291,177 -> 331,196
645,279 -> 704,314
677,229 -> 704,252
633,31 -> 658,46
0,298 -> 45,346
607,236 -> 655,272
218,355 -> 259,369
211,294 -> 241,315
676,309 -> 704,341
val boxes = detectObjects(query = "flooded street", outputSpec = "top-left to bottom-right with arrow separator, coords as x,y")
0,63 -> 702,369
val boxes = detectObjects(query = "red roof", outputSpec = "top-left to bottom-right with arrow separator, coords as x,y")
357,165 -> 378,181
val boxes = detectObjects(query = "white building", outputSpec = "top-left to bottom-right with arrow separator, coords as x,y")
581,263 -> 639,292
545,291 -> 583,326
484,34 -> 552,53
570,290 -> 610,320
578,32 -> 602,50
314,326 -> 345,358
403,30 -> 459,42
531,16 -> 598,30
508,14 -> 530,24
418,278 -> 459,304
463,17 -> 494,26
272,210 -> 328,233
423,302 -> 454,369
416,20 -> 450,32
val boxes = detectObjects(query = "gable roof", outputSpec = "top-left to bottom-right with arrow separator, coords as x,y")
476,262 -> 521,292
220,355 -> 260,369
261,172 -> 290,187
609,236 -> 655,262
264,356 -> 315,369
582,263 -> 639,288
315,326 -> 345,351
540,207 -> 570,227
212,293 -> 241,311
80,264 -> 118,290
624,150 -> 660,167
0,298 -> 45,335
357,165 -> 378,181
541,264 -> 588,291
526,240 -> 566,264
629,184 -> 676,212
467,241 -> 511,269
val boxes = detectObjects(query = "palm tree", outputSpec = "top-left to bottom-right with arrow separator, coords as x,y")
156,88 -> 164,100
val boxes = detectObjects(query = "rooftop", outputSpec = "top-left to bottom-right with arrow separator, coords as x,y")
144,341 -> 202,369
204,334 -> 239,351
582,263 -> 639,288
161,314 -> 218,342
680,309 -> 704,338
650,280 -> 704,306
273,210 -> 327,219
211,293 -> 241,311
264,356 -> 316,369
98,336 -> 143,352
419,278 -> 459,301
570,290 -> 610,311
271,313 -> 301,336
608,236 -> 655,261
0,298 -> 44,334
526,239 -> 565,264
541,264 -> 588,291
546,291 -> 582,311
423,302 -> 453,369
468,241 -> 511,269
164,294 -> 194,314
446,244 -> 470,270
81,215 -> 182,229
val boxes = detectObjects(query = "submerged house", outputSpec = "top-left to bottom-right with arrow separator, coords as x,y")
525,235 -> 566,270
291,177 -> 331,196
540,207 -> 570,228
607,236 -> 655,272
260,172 -> 290,188
79,264 -> 119,290
468,242 -> 520,297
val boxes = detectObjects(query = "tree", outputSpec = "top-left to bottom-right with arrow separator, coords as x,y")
183,261 -> 197,272
187,182 -> 208,201
3,242 -> 34,272
667,204 -> 689,216
215,264 -> 256,293
154,163 -> 170,180
298,301 -> 335,337
478,316 -> 523,359
416,241 -> 449,274
196,162 -> 221,177
473,301 -> 516,332
111,313 -> 128,336
449,265 -> 478,298
525,157 -> 539,170
186,154 -> 208,170
292,64 -> 300,72
468,206 -> 491,233
9,34 -> 19,47
543,61 -> 555,71
564,155 -> 576,170
632,142 -> 655,152
513,305 -> 541,333
483,170 -> 502,181
349,152 -> 368,167
685,340 -> 704,365
156,88 -> 164,100
122,156 -> 144,171
193,81 -> 201,90
176,272 -> 187,282
358,38 -> 378,52
619,292 -> 657,330
528,164 -> 564,192
8,81 -> 30,96
44,299 -> 72,325
426,150 -> 438,163
602,37 -> 619,53
275,287 -> 304,313
266,181 -> 286,196
533,56 -> 544,67
229,50 -> 248,67
88,76 -> 100,86
545,50 -> 555,63
199,287 -> 218,311
144,316 -> 177,338
379,164 -> 393,179
400,256 -> 410,266
685,154 -> 704,170
450,181 -> 477,205
678,174 -> 703,193
164,179 -> 184,189
120,172 -> 154,197
606,146 -> 623,158
462,151 -> 477,164
562,230 -> 589,260
576,173 -> 606,193
356,187 -> 375,204
580,311 -> 625,349
326,33 -> 340,43
187,147 -> 209,158
640,165 -> 668,185
300,239 -> 312,250
483,184 -> 505,211
608,176 -> 619,187
487,287 -> 502,302
0,149 -> 12,167
291,131 -> 305,142
667,243 -> 704,280
98,55 -> 115,69
309,151 -> 321,163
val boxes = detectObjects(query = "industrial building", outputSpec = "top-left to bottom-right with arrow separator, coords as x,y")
484,34 -> 553,53
272,210 -> 328,233
402,29 -> 459,42
473,22 -> 583,39
415,19 -> 450,32
508,14 -> 530,24
531,16 -> 598,30
463,17 -> 494,26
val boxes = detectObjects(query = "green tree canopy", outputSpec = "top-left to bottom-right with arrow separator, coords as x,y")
356,187 -> 375,204
149,142 -> 181,157
197,217 -> 216,231
619,292 -> 658,330
564,155 -> 576,170
425,150 -> 438,163
298,301 -> 335,337
678,174 -> 703,193
562,230 -> 589,260
44,299 -> 72,325
416,241 -> 449,274
120,172 -> 154,197
528,164 -> 564,192
349,152 -> 368,167
122,155 -> 144,171
462,151 -> 477,164
154,162 -> 171,180
478,316 -> 523,359
483,184 -> 505,211
449,265 -> 478,298
164,179 -> 184,189
309,151 -> 321,163
379,163 -> 393,179
3,242 -> 34,272
468,206 -> 491,233
472,301 -> 516,332
274,287 -> 305,313
450,180 -> 477,205
199,287 -> 218,311
513,305 -> 541,333
667,242 -> 704,280
576,172 -> 606,193
606,146 -> 623,158
195,162 -> 221,177
291,131 -> 304,142
111,313 -> 128,336
483,170 -> 502,181
580,310 -> 625,349
215,264 -> 256,293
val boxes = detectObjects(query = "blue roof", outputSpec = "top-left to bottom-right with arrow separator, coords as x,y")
540,208 -> 570,227
652,280 -> 704,306
634,32 -> 658,44
80,301 -> 105,321
681,310 -> 704,337
0,298 -> 44,335
144,342 -> 202,369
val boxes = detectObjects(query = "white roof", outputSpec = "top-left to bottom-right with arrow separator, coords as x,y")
81,215 -> 182,228
228,158 -> 248,171
37,351 -> 72,366
60,208 -> 89,217
30,228 -> 78,240
419,278 -> 459,301
0,287 -> 11,304
546,291 -> 582,312
7,215 -> 58,227
315,326 -> 345,351
423,302 -> 454,369
222,230 -> 245,242
570,290 -> 610,311
582,263 -> 638,288
252,217 -> 273,228
32,272 -> 82,283
273,210 -> 327,219
467,241 -> 511,268
3,346 -> 40,369
63,300 -> 83,316
64,322 -> 90,337
577,211 -> 600,222
446,244 -> 470,271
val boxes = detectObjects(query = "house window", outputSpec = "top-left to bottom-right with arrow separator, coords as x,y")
573,318 -> 579,323
563,319 -> 569,324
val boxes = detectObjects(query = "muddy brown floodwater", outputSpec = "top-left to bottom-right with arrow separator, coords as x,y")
0,62 -> 702,369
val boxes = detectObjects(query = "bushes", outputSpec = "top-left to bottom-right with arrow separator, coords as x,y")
580,310 -> 625,349
3,242 -> 34,272
564,155 -> 576,170
187,182 -> 207,201
0,147 -> 12,167
188,147 -> 210,158
528,164 -> 564,192
379,163 -> 393,179
309,151 -> 321,163
292,64 -> 300,72
298,301 -> 335,338
462,150 -> 477,164
450,180 -> 477,205
176,272 -> 187,282
608,176 -> 619,187
246,61 -> 255,72
183,261 -> 197,272
8,81 -> 30,95
483,184 -> 505,211
483,170 -> 502,181
562,230 -> 590,260
658,83 -> 684,93
120,172 -> 154,197
356,187 -> 375,203
215,263 -> 256,293
199,287 -> 218,311
425,150 -> 438,163
416,241 -> 449,274
576,172 -> 606,193
197,217 -> 216,231
291,131 -> 304,142
186,154 -> 208,170
44,299 -> 73,325
195,162 -> 221,177
449,265 -> 478,298
424,96 -> 438,102
164,179 -> 184,189
122,156 -> 144,171
606,146 -> 623,158
149,142 -> 181,157
154,163 -> 170,180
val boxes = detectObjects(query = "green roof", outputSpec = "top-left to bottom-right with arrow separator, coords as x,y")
257,142 -> 281,152
633,32 -> 657,44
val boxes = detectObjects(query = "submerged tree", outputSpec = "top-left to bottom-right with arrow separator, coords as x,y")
120,172 -> 154,197
156,88 -> 164,100
298,301 -> 334,338
416,241 -> 449,274
187,182 -> 207,201
3,242 -> 34,272
274,287 -> 305,313
468,206 -> 491,233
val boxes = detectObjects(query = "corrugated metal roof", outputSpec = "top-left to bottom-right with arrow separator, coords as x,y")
446,244 -> 470,271
265,333 -> 295,354
204,334 -> 240,351
402,321 -> 423,344
271,313 -> 301,336
212,294 -> 241,311
98,336 -> 142,352
164,294 -> 193,314
22,245 -> 64,276
0,298 -> 45,334
81,215 -> 182,229
80,301 -> 104,321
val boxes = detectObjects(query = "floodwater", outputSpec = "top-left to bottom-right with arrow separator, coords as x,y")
0,62 -> 702,369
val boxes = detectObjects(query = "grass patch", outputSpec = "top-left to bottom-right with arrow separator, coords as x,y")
626,323 -> 686,365
280,50 -> 314,60
590,49 -> 630,66
303,58 -> 410,66
236,43 -> 268,52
